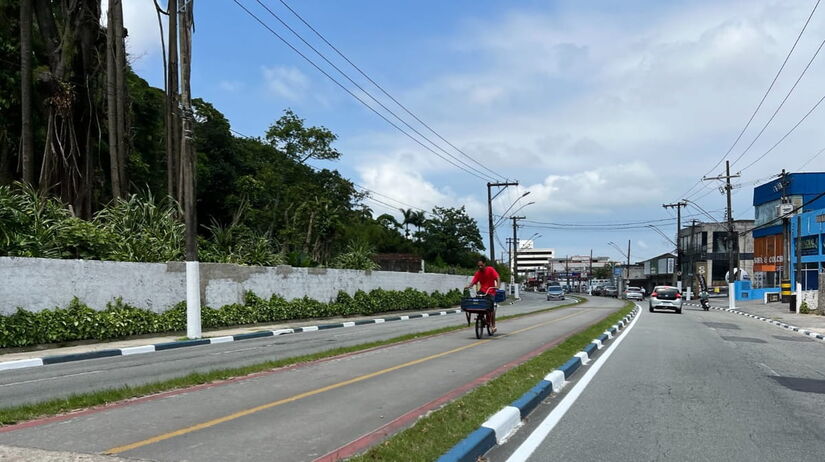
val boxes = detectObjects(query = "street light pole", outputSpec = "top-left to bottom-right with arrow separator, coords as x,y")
487,181 -> 519,263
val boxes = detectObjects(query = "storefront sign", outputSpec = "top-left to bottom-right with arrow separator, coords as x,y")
800,235 -> 818,256
753,234 -> 784,272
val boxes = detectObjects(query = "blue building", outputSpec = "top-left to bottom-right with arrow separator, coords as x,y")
790,208 -> 824,290
751,172 -> 825,290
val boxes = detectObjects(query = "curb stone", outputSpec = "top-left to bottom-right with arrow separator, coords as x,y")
0,309 -> 465,373
437,306 -> 640,462
684,302 -> 825,342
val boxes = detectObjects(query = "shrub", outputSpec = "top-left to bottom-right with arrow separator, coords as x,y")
0,287 -> 462,348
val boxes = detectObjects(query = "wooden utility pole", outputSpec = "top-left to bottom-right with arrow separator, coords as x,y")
179,0 -> 200,339
487,181 -> 519,263
663,201 -> 687,286
703,160 -> 740,283
113,0 -> 128,195
20,0 -> 34,185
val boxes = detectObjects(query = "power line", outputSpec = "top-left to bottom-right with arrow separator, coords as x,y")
739,91 -> 825,172
738,189 -> 825,236
677,0 -> 821,200
798,145 -> 825,170
254,0 -> 498,182
276,0 -> 503,181
231,0 -> 492,182
730,34 -> 825,168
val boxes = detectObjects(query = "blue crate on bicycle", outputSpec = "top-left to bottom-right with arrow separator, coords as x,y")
495,289 -> 506,303
460,297 -> 492,311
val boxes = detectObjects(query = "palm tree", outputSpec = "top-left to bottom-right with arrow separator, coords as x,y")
399,208 -> 415,238
376,213 -> 401,230
409,210 -> 427,240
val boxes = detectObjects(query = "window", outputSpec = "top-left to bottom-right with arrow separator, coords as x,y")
713,232 -> 738,253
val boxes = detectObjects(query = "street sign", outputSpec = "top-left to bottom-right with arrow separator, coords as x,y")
613,267 -> 623,276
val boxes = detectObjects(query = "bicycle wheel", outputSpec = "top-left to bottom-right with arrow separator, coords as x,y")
475,314 -> 484,339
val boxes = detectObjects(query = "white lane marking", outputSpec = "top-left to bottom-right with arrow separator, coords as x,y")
0,369 -> 104,387
759,363 -> 780,377
209,346 -> 259,356
506,305 -> 642,462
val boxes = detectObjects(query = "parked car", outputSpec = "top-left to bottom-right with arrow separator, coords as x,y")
546,285 -> 565,301
603,285 -> 618,297
591,285 -> 604,296
649,285 -> 683,314
623,286 -> 644,301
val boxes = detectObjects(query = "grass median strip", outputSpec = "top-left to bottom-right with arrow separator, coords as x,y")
0,298 -> 585,426
349,301 -> 635,462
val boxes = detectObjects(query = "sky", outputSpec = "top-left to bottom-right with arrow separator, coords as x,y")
119,0 -> 825,264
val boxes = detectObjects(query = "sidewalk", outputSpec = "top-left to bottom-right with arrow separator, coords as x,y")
696,297 -> 825,336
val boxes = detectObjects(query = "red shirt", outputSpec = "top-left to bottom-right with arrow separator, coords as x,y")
470,266 -> 500,295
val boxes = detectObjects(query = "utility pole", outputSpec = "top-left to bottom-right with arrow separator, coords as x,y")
688,219 -> 697,296
663,201 -> 687,287
179,0 -> 200,339
487,181 -> 519,263
703,160 -> 740,284
511,216 -> 525,286
626,240 -> 631,282
589,249 -> 593,293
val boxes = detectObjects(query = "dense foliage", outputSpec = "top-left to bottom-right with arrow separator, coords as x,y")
0,288 -> 463,348
0,1 -> 486,272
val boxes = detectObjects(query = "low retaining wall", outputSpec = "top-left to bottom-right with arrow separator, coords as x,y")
0,257 -> 468,315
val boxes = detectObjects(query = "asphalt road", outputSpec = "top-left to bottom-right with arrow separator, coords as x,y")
0,294 -> 623,462
490,303 -> 825,462
0,292 -> 570,408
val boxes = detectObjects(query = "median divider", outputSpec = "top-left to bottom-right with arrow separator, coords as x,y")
437,306 -> 640,462
0,309 -> 464,373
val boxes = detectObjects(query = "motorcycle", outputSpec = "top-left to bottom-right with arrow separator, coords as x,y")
699,291 -> 710,311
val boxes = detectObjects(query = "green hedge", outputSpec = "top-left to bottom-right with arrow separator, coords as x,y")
0,288 -> 463,348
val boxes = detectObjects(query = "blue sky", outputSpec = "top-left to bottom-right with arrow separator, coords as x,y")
121,0 -> 825,263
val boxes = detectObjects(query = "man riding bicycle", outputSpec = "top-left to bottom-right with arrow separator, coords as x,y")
465,256 -> 500,334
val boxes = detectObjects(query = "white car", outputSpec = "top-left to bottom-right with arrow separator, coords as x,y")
649,286 -> 683,314
623,286 -> 644,301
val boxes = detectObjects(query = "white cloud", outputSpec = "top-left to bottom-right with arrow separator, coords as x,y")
262,66 -> 310,102
219,80 -> 244,92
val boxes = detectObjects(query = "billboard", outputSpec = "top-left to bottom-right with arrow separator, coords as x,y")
753,234 -> 784,272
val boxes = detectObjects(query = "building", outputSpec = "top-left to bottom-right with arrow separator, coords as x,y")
641,252 -> 676,290
751,172 -> 825,291
679,220 -> 754,292
514,244 -> 555,279
790,208 -> 825,290
545,255 -> 614,289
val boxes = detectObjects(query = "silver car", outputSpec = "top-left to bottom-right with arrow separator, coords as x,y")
649,285 -> 683,314
623,286 -> 644,301
546,285 -> 565,301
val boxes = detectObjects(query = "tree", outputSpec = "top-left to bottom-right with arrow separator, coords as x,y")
19,0 -> 33,185
265,109 -> 340,164
399,208 -> 415,238
418,206 -> 484,266
593,263 -> 614,280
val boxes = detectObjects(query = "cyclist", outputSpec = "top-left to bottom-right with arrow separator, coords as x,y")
465,256 -> 500,333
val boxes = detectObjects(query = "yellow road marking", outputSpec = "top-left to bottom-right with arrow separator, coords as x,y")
105,310 -> 587,455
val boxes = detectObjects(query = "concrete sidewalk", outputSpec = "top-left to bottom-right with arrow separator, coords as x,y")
702,297 -> 825,336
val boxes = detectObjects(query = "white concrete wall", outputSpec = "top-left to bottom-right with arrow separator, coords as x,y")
0,257 -> 469,315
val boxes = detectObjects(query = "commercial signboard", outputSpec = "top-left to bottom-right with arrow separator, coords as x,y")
753,234 -> 784,272
800,235 -> 818,256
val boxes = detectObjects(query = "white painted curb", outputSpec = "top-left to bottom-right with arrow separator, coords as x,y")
482,406 -> 522,444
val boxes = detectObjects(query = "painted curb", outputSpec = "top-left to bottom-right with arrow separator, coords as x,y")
438,307 -> 640,462
684,302 -> 825,342
0,308 -> 465,373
